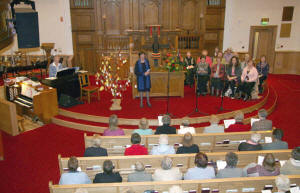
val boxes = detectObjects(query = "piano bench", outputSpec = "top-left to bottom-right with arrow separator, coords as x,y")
17,115 -> 25,133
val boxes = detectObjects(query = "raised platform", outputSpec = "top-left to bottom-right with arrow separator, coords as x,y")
52,82 -> 278,134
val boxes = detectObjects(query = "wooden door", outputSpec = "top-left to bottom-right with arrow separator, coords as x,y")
249,26 -> 277,73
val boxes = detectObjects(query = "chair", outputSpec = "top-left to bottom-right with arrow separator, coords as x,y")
78,73 -> 100,104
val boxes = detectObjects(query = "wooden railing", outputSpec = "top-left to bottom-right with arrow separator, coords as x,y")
178,35 -> 201,50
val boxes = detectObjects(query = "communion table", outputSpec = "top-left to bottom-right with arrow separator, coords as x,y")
131,71 -> 185,99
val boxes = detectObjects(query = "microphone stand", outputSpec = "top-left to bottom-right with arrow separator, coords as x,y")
217,80 -> 232,113
188,70 -> 208,116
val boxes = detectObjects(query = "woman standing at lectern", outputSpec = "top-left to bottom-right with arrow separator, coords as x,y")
134,52 -> 151,108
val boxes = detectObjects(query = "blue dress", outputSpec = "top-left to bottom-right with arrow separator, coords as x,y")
134,59 -> 151,92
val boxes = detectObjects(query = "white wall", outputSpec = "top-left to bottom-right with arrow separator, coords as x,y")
1,0 -> 73,55
223,0 -> 300,52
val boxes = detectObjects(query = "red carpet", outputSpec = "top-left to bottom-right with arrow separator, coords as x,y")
0,74 -> 299,193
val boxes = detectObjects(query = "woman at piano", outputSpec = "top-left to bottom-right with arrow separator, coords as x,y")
49,55 -> 63,77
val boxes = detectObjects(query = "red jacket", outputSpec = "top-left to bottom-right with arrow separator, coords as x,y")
124,144 -> 148,156
226,122 -> 251,132
210,63 -> 225,79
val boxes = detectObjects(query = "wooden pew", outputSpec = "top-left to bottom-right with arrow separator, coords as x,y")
84,131 -> 273,155
58,150 -> 292,182
49,175 -> 300,193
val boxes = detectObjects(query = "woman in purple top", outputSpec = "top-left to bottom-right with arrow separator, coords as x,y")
256,55 -> 269,94
247,153 -> 280,176
103,114 -> 125,136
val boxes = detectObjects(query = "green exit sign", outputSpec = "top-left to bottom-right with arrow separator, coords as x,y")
261,18 -> 269,25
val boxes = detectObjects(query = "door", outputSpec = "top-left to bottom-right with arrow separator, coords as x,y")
249,26 -> 277,73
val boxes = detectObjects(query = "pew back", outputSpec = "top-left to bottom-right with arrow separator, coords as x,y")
59,150 -> 292,181
49,175 -> 300,193
84,131 -> 273,155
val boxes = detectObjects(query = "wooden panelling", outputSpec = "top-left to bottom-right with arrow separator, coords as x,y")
282,6 -> 294,21
0,99 -> 18,136
280,23 -> 292,38
70,0 -> 225,74
274,51 -> 300,75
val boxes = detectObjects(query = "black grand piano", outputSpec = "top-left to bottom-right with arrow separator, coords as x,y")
42,68 -> 80,99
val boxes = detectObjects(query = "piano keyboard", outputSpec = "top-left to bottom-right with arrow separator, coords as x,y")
14,95 -> 33,108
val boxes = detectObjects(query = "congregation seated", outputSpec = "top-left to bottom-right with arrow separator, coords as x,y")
263,128 -> 288,150
176,132 -> 199,154
152,157 -> 182,181
184,152 -> 216,180
84,138 -> 107,157
281,147 -> 300,175
251,109 -> 273,131
216,152 -> 244,178
276,175 -> 291,193
203,115 -> 224,133
103,114 -> 125,136
256,55 -> 269,94
238,59 -> 258,101
150,134 -> 175,155
226,111 -> 251,132
177,119 -> 195,134
93,160 -> 122,183
127,162 -> 152,182
238,133 -> 262,151
247,153 -> 280,176
59,156 -> 91,185
155,115 -> 176,135
133,118 -> 153,135
124,133 -> 148,156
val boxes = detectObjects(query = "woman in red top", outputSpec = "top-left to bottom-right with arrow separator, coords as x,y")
210,57 -> 225,96
124,133 -> 148,156
226,111 -> 251,132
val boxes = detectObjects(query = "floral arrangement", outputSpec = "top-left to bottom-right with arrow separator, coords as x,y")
95,54 -> 130,98
162,51 -> 186,72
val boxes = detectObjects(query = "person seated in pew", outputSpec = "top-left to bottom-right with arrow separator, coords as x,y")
84,138 -> 108,157
184,152 -> 216,180
238,133 -> 262,151
203,115 -> 224,133
176,132 -> 199,154
247,153 -> 280,176
59,156 -> 91,185
178,119 -> 195,134
275,175 -> 291,193
262,128 -> 288,150
251,109 -> 273,131
155,115 -> 176,135
93,160 -> 122,183
103,114 -> 125,136
152,157 -> 182,181
281,147 -> 300,175
124,133 -> 148,156
133,118 -> 153,135
226,111 -> 251,132
216,152 -> 244,178
127,161 -> 152,182
169,186 -> 183,193
150,134 -> 176,155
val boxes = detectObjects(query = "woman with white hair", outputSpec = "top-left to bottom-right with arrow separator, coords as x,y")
178,119 -> 195,134
133,118 -> 153,135
238,133 -> 262,151
152,157 -> 182,181
275,175 -> 291,193
150,134 -> 175,155
203,115 -> 224,133
84,138 -> 108,157
103,114 -> 125,136
169,185 -> 183,193
155,115 -> 176,134
226,111 -> 250,132
127,162 -> 152,182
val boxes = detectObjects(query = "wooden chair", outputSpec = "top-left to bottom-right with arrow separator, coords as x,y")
78,73 -> 100,104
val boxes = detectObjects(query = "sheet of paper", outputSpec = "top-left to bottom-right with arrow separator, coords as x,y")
264,137 -> 272,143
77,167 -> 82,172
45,77 -> 57,80
258,155 -> 264,165
280,160 -> 287,167
251,118 -> 260,126
261,190 -> 272,193
216,160 -> 227,170
158,116 -> 163,126
224,119 -> 236,128
290,187 -> 300,193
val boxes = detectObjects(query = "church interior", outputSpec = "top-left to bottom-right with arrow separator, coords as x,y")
0,0 -> 300,193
